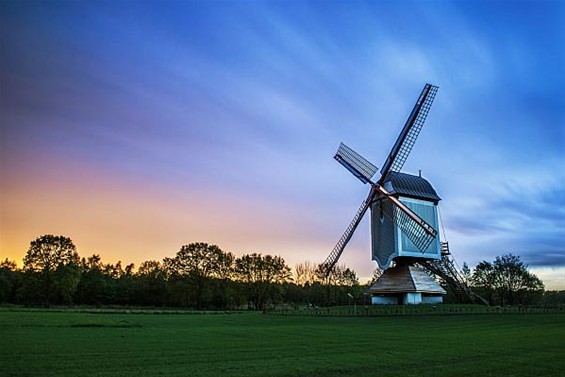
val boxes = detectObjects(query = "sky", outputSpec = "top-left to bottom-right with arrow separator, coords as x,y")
1,0 -> 564,289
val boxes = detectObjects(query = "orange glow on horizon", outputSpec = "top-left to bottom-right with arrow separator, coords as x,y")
0,157 -> 353,274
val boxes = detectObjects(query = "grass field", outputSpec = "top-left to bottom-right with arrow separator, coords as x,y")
1,308 -> 564,377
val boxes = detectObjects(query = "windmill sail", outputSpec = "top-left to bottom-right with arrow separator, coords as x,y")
322,188 -> 375,276
379,84 -> 438,181
334,143 -> 378,184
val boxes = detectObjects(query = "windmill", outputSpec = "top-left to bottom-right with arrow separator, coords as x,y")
322,83 -> 486,305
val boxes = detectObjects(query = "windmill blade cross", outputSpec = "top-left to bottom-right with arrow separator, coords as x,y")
379,84 -> 438,183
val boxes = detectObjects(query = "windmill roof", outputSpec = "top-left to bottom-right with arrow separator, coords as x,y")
383,172 -> 441,202
367,265 -> 446,295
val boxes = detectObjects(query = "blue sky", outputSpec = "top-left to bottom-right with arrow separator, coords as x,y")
1,0 -> 564,288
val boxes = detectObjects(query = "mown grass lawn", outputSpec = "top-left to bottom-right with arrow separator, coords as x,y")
1,309 -> 564,377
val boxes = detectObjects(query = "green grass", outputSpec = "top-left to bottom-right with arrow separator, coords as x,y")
1,308 -> 564,377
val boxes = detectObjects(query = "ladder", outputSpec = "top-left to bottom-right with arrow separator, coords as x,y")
420,253 -> 488,305
441,242 -> 450,256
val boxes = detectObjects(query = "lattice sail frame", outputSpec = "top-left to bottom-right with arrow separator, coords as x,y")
334,143 -> 378,184
379,84 -> 439,181
321,188 -> 375,275
389,85 -> 438,173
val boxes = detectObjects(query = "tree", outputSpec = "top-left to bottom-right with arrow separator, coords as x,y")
314,263 -> 359,306
21,235 -> 80,306
53,263 -> 81,304
136,260 -> 167,306
283,282 -> 306,308
0,259 -> 20,303
75,254 -> 109,305
164,242 -> 231,309
368,267 -> 384,286
492,254 -> 544,305
294,261 -> 319,286
0,259 -> 17,270
334,265 -> 359,287
103,261 -> 124,279
235,253 -> 292,310
115,263 -> 136,305
461,262 -> 471,284
470,261 -> 496,304
23,235 -> 79,272
209,250 -> 235,309
471,253 -> 544,306
543,290 -> 565,306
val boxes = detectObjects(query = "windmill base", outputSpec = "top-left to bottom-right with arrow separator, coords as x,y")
367,264 -> 446,305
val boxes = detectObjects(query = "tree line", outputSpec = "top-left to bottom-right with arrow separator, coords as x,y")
0,235 -> 360,309
0,234 -> 561,308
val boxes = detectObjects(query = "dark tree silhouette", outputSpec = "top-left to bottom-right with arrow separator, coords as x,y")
10,233 -> 553,309
294,261 -> 318,286
136,260 -> 167,306
314,263 -> 360,306
235,253 -> 292,310
0,259 -> 20,303
75,254 -> 108,305
22,235 -> 80,306
471,253 -> 544,305
164,242 -> 231,309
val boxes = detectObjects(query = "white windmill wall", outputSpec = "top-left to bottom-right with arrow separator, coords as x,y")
403,293 -> 422,305
396,197 -> 441,260
371,296 -> 398,305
